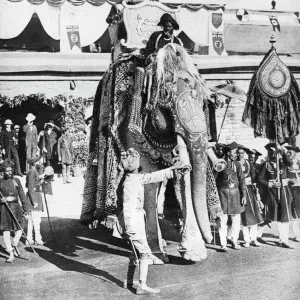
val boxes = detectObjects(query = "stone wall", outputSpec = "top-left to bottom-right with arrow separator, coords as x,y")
206,78 -> 269,156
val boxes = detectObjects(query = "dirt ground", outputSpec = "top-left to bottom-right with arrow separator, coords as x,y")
0,175 -> 300,300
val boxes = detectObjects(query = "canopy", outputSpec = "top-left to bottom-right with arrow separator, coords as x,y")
0,0 -> 120,48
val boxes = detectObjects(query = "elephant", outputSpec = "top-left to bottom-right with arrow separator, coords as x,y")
81,43 -> 225,263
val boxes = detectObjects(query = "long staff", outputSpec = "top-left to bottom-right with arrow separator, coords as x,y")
42,183 -> 54,244
0,191 -> 36,254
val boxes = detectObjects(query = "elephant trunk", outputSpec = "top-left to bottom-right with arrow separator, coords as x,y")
176,135 -> 212,244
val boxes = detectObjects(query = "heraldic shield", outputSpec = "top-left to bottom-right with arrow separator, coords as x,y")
212,32 -> 224,55
212,13 -> 223,29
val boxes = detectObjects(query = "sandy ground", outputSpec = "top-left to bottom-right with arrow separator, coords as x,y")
0,175 -> 300,300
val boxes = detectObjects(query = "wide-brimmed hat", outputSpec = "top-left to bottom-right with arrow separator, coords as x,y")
237,144 -> 249,152
27,155 -> 42,165
45,120 -> 55,127
14,125 -> 20,129
285,145 -> 300,153
265,143 -> 277,151
157,13 -> 179,30
246,149 -> 262,156
4,119 -> 13,125
26,113 -> 36,122
223,141 -> 239,153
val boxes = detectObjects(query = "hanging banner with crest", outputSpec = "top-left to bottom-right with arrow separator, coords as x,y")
212,32 -> 224,55
66,25 -> 81,50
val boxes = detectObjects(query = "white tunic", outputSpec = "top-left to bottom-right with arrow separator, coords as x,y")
123,168 -> 173,239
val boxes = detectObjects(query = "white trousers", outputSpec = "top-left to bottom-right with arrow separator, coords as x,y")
27,211 -> 42,242
219,214 -> 241,246
290,219 -> 300,238
242,225 -> 258,243
277,222 -> 290,244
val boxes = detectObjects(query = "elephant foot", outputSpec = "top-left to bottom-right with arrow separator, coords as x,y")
148,253 -> 169,265
177,245 -> 207,262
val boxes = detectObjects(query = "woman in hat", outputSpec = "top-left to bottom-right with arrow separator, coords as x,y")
237,145 -> 263,247
0,159 -> 28,262
286,146 -> 300,242
258,143 -> 294,248
23,113 -> 39,172
0,119 -> 22,176
42,120 -> 60,167
140,13 -> 183,58
26,155 -> 45,245
57,127 -> 74,184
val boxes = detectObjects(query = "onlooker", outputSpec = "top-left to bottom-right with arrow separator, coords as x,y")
0,120 -> 22,177
26,156 -> 45,246
23,113 -> 39,172
57,127 -> 74,184
0,160 -> 28,262
215,142 -> 247,251
42,120 -> 60,167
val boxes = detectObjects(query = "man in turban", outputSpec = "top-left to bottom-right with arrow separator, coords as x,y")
215,142 -> 247,251
0,160 -> 28,262
115,148 -> 186,295
257,143 -> 294,248
140,13 -> 183,59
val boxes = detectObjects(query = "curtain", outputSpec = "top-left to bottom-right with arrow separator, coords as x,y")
0,0 -> 34,39
60,0 -> 112,51
1,0 -> 113,42
178,7 -> 210,46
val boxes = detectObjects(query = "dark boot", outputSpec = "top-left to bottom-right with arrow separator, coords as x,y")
124,258 -> 137,289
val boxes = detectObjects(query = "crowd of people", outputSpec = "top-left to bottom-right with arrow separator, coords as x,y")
0,113 -> 74,263
214,141 -> 300,251
0,113 -> 74,184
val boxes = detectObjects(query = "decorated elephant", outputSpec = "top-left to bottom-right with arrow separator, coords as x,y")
81,42 -> 226,263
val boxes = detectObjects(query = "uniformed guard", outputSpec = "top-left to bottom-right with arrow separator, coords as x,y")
215,142 -> 247,251
258,143 -> 294,248
286,146 -> 300,242
237,145 -> 263,247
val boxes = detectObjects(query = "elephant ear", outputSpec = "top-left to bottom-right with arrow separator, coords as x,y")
174,73 -> 206,136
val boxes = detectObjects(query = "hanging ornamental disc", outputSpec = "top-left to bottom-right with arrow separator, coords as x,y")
257,49 -> 291,98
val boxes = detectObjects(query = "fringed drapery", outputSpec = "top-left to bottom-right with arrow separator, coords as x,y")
5,0 -> 120,6
165,4 -> 224,11
242,48 -> 300,143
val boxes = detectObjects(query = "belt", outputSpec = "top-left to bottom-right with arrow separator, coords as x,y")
269,179 -> 289,187
33,187 -> 41,192
6,196 -> 17,202
245,177 -> 252,185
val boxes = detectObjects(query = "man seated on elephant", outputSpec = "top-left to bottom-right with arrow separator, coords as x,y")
215,142 -> 247,252
118,148 -> 187,295
139,13 -> 183,61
